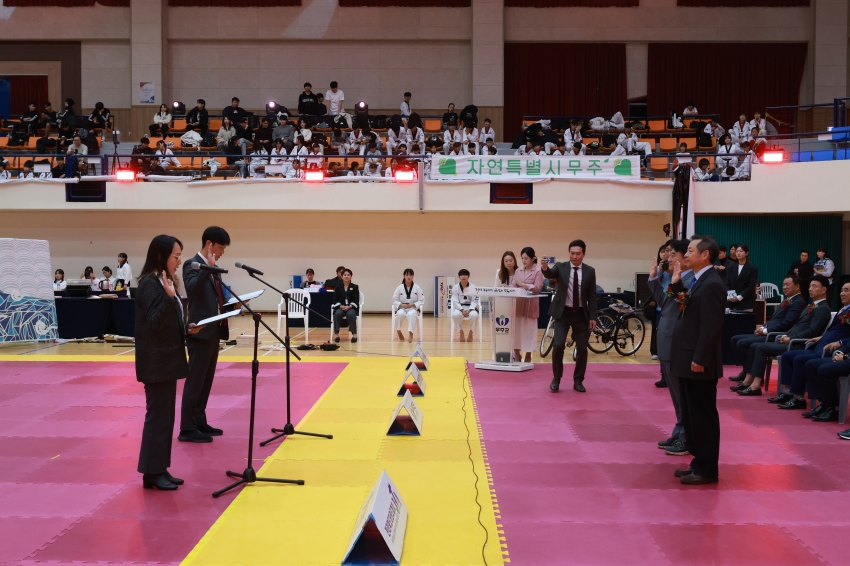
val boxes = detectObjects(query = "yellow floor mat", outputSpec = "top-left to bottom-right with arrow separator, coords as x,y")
181,356 -> 505,566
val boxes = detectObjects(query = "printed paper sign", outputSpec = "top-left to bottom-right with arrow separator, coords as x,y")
397,364 -> 426,397
471,286 -> 531,297
387,390 -> 423,436
342,470 -> 408,565
405,341 -> 430,372
430,155 -> 640,181
139,82 -> 155,104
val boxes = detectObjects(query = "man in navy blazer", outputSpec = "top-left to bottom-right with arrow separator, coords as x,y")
728,275 -> 806,383
774,282 -> 850,411
808,342 -> 850,424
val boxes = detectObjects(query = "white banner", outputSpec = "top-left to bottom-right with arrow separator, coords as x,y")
429,154 -> 641,182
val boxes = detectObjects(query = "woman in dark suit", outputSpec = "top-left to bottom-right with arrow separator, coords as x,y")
135,234 -> 204,490
725,243 -> 759,310
332,267 -> 359,343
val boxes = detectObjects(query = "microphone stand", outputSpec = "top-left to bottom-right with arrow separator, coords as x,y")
212,278 -> 304,498
244,271 -> 334,446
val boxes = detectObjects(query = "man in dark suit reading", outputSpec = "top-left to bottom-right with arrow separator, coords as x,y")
179,226 -> 231,443
668,235 -> 727,485
541,239 -> 597,393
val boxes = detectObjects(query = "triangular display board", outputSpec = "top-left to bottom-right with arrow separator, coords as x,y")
405,341 -> 430,371
387,390 -> 423,436
342,470 -> 408,566
397,364 -> 426,397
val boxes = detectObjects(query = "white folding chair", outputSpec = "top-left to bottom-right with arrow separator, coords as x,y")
758,282 -> 783,315
450,308 -> 483,342
277,288 -> 310,342
330,291 -> 365,341
391,303 -> 424,340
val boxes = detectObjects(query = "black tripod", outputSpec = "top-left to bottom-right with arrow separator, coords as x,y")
212,283 -> 304,498
244,273 -> 333,446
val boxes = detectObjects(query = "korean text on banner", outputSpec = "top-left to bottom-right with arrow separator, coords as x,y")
430,154 -> 640,182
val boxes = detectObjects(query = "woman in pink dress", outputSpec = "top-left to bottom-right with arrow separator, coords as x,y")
512,246 -> 544,363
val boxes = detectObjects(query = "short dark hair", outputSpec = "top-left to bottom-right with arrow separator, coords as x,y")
232,97 -> 239,102
484,118 -> 491,123
118,253 -> 128,261
718,245 -> 727,252
330,81 -> 338,88
458,268 -> 470,277
801,249 -> 810,255
73,134 -> 81,140
670,239 -> 689,256
342,268 -> 352,276
812,274 -> 830,290
197,98 -> 205,105
304,82 -> 311,88
690,235 -> 720,263
306,268 -> 314,275
573,142 -> 582,149
404,92 -> 411,97
699,158 -> 709,168
44,101 -> 52,107
785,274 -> 802,288
102,266 -> 112,274
23,160 -> 34,168
201,226 -> 231,247
140,137 -> 149,145
568,239 -> 586,253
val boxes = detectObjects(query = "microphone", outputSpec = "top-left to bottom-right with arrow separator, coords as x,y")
191,262 -> 228,274
235,262 -> 264,276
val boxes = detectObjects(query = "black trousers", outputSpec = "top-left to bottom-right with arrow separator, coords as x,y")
149,123 -> 169,137
750,342 -> 788,378
679,377 -> 720,478
552,308 -> 589,382
809,358 -> 850,407
334,308 -> 358,334
731,334 -> 763,370
138,380 -> 177,474
181,336 -> 219,431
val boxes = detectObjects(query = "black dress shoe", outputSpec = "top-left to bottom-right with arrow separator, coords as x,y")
768,392 -> 794,404
573,381 -> 586,393
674,467 -> 694,477
730,383 -> 750,392
680,473 -> 719,485
654,379 -> 668,388
199,424 -> 223,436
549,378 -> 561,393
658,437 -> 676,449
813,408 -> 838,422
178,429 -> 213,443
143,473 -> 177,490
777,397 -> 807,410
737,387 -> 762,396
728,372 -> 746,382
164,471 -> 184,485
802,405 -> 826,419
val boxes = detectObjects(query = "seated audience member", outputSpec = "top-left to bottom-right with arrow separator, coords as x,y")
236,116 -> 254,146
298,83 -> 318,122
465,142 -> 477,156
451,269 -> 479,342
400,92 -> 412,119
721,165 -> 742,181
153,140 -> 180,172
52,121 -> 76,152
39,102 -> 58,137
300,268 -> 319,288
365,162 -> 382,177
248,141 -> 269,178
254,117 -> 274,152
53,269 -> 67,291
85,102 -> 111,132
609,111 -> 626,130
442,103 -> 458,130
387,122 -> 408,154
569,141 -> 586,156
749,111 -> 766,134
18,160 -> 35,179
0,161 -> 10,181
270,138 -> 291,176
564,120 -> 583,145
693,158 -> 719,182
480,137 -> 496,155
325,81 -> 344,116
364,142 -> 383,164
131,137 -> 155,174
11,101 -> 39,136
730,114 -> 751,145
626,132 -> 652,156
704,118 -> 725,139
57,98 -> 80,130
527,142 -> 545,156
66,134 -> 89,171
97,266 -> 117,291
673,142 -> 691,171
272,116 -> 295,144
515,139 -> 533,156
443,123 -> 462,154
683,101 -> 699,116
217,117 -> 240,155
808,342 -> 850,426
51,156 -> 67,179
290,136 -> 308,165
285,159 -> 302,179
221,97 -> 249,124
306,143 -> 323,169
731,275 -> 832,396
479,118 -> 496,145
726,244 -> 758,310
186,99 -> 209,137
462,124 -> 479,154
347,161 -> 363,176
773,282 -> 850,413
410,143 -> 423,155
332,268 -> 359,343
728,275 -> 805,381
408,123 -> 425,148
330,128 -> 350,155
448,142 -> 463,156
393,268 -> 425,342
716,134 -> 740,171
149,104 -> 172,139
297,118 -> 312,142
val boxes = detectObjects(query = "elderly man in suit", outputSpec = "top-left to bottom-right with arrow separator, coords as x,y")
648,239 -> 694,457
668,235 -> 727,485
180,226 -> 231,444
541,239 -> 597,393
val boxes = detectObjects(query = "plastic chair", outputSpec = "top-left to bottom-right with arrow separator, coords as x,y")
277,288 -> 310,341
648,120 -> 667,132
329,291 -> 365,341
649,157 -> 669,172
390,302 -> 424,340
758,283 -> 783,314
659,138 -> 678,152
450,308 -> 483,342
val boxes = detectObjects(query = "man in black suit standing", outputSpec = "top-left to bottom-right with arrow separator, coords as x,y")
179,226 -> 231,443
668,235 -> 727,485
541,239 -> 597,393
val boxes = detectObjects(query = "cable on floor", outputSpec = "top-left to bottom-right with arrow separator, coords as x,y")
461,359 -> 489,566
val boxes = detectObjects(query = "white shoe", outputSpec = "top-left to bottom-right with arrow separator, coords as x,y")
651,355 -> 659,360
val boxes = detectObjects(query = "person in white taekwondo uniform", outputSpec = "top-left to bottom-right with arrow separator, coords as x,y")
462,124 -> 479,155
386,123 -> 409,155
716,134 -> 740,172
443,123 -> 462,155
451,269 -> 480,342
478,119 -> 496,145
393,268 -> 425,343
400,92 -> 412,120
730,114 -> 751,145
116,253 -> 133,295
270,138 -> 292,176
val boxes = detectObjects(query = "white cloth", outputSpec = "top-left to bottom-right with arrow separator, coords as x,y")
717,143 -> 741,170
566,263 -> 583,308
479,127 -> 497,144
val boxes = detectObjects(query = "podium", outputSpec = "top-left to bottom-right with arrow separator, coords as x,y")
472,286 -> 542,372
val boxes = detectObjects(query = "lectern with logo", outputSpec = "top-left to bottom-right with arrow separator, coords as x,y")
472,286 -> 540,372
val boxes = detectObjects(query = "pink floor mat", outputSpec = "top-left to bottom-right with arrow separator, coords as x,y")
470,363 -> 849,566
0,360 -> 343,566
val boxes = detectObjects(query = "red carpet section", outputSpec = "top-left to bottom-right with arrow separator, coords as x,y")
470,363 -> 849,566
0,360 -> 343,565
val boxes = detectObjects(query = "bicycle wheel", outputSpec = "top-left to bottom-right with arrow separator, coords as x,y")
613,314 -> 646,356
587,313 -> 616,354
540,317 -> 556,358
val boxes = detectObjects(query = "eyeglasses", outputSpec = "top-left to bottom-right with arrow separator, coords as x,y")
171,254 -> 183,261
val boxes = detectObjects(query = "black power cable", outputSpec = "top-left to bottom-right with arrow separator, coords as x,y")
461,360 -> 490,566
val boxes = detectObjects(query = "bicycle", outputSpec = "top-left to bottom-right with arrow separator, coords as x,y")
540,300 -> 646,358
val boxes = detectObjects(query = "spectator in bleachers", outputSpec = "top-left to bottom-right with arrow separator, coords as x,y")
221,97 -> 249,124
315,94 -> 327,120
85,102 -> 110,132
272,116 -> 295,144
248,141 -> 269,178
683,101 -> 699,116
443,123 -> 462,154
716,134 -> 740,171
330,128 -> 350,155
730,114 -> 751,145
51,156 -> 66,179
293,135 -> 310,165
131,137 -> 155,175
347,161 -> 363,177
54,121 -> 76,152
609,111 -> 626,130
410,143 -> 423,155
298,83 -> 318,122
515,139 -> 532,155
297,118 -> 312,142
53,269 -> 67,291
462,123 -> 479,154
448,142 -> 463,156
478,118 -> 496,145
306,143 -> 324,169
57,98 -> 80,130
18,160 -> 35,179
480,137 -> 496,155
442,103 -> 458,130
528,142 -> 545,156
270,138 -> 291,176
38,102 -> 58,138
364,143 -> 383,166
286,159 -> 302,179
325,82 -> 344,117
216,116 -> 237,155
401,92 -> 412,119
408,121 -> 425,149
704,118 -> 725,139
254,117 -> 274,152
149,104 -> 172,139
66,134 -> 88,171
185,99 -> 209,137
11,101 -> 39,136
693,158 -> 719,182
394,143 -> 408,156
0,160 -> 10,181
749,111 -> 766,134
721,165 -> 740,181
387,121 -> 408,154
365,162 -> 382,177
569,141 -> 586,156
487,146 -> 498,156
564,120 -> 583,145
154,140 -> 181,172
551,140 -> 568,156
626,132 -> 652,156
235,116 -> 254,150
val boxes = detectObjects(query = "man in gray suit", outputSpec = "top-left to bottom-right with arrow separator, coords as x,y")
541,239 -> 597,393
647,239 -> 694,457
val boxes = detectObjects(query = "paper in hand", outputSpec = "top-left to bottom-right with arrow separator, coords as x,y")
225,290 -> 264,306
198,309 -> 242,326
